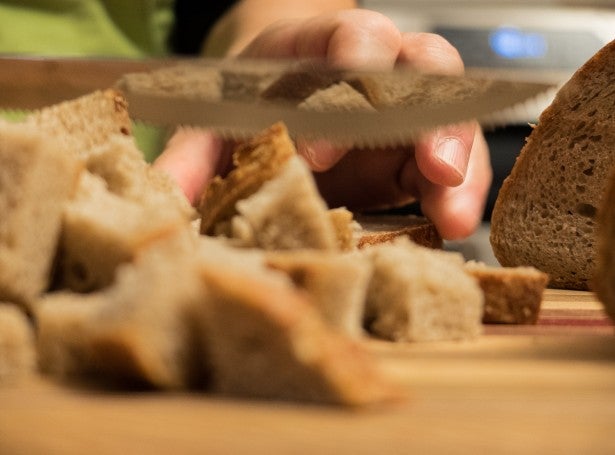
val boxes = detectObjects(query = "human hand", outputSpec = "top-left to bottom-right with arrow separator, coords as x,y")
154,9 -> 492,240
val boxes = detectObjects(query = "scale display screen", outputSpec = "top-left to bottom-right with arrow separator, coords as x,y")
434,26 -> 604,70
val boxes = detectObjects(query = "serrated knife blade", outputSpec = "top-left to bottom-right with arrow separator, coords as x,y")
0,56 -> 556,147
116,59 -> 556,147
122,78 -> 554,148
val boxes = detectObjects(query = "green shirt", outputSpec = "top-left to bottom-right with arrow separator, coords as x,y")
0,0 -> 177,160
0,0 -> 175,57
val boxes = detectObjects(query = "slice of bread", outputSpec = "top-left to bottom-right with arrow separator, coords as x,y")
56,172 -> 189,293
363,238 -> 483,342
464,261 -> 549,324
265,250 -> 372,338
594,165 -> 615,322
354,214 -> 443,250
0,304 -> 36,382
0,123 -> 82,308
198,261 -> 399,406
490,40 -> 615,290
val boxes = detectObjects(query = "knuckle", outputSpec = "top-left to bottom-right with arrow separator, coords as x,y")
402,32 -> 464,74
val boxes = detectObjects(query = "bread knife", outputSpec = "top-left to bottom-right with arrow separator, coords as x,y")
116,59 -> 557,147
0,56 -> 556,147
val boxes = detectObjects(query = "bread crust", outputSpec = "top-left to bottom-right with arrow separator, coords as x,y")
199,122 -> 295,235
594,165 -> 615,321
464,262 -> 548,324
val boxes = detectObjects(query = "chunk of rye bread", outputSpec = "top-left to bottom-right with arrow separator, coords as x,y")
37,231 -> 210,390
265,250 -> 372,338
85,135 -> 195,220
490,40 -> 615,290
116,64 -> 222,100
364,238 -> 483,342
594,165 -> 615,322
200,122 -> 338,250
24,90 -> 194,220
0,304 -> 36,382
464,261 -> 549,324
23,89 -> 132,159
199,122 -> 295,235
198,262 -> 400,406
354,214 -> 443,250
298,81 -> 376,111
0,123 -> 82,308
56,172 -> 189,293
226,155 -> 338,250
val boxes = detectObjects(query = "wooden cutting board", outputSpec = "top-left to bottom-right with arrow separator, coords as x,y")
1,289 -> 614,454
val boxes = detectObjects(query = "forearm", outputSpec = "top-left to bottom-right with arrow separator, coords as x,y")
202,0 -> 357,57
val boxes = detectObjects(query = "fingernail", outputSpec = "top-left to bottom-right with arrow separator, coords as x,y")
435,138 -> 468,183
298,140 -> 339,172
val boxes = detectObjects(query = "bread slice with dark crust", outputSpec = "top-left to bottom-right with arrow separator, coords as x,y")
594,165 -> 615,322
490,40 -> 615,290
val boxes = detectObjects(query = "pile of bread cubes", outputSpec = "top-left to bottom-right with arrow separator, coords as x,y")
2,38 -> 613,407
0,85 -> 548,407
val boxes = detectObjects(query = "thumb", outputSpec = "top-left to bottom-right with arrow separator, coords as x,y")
413,121 -> 477,187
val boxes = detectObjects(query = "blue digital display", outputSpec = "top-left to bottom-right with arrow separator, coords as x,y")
489,27 -> 548,59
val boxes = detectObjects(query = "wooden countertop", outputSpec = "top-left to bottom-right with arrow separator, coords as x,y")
1,289 -> 614,454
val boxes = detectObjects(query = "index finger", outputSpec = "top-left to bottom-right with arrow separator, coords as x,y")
398,32 -> 478,187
